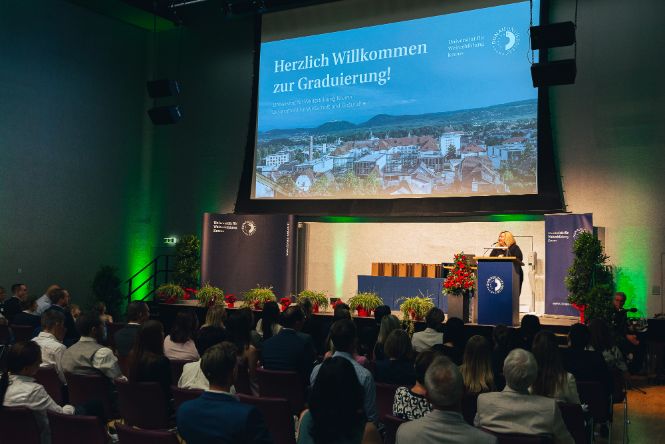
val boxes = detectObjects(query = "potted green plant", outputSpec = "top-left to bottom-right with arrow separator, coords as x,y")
155,283 -> 184,304
347,292 -> 383,317
91,265 -> 124,321
565,231 -> 614,323
197,282 -> 225,308
173,234 -> 201,289
243,286 -> 277,310
297,290 -> 330,313
399,296 -> 435,321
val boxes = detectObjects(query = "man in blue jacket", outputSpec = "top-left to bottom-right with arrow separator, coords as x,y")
177,342 -> 273,444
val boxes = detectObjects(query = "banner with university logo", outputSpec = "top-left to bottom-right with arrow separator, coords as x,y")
201,213 -> 297,299
544,213 -> 593,315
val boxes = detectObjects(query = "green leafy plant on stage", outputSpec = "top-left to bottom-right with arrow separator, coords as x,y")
197,282 -> 225,307
399,296 -> 435,321
347,292 -> 383,313
91,265 -> 124,320
565,231 -> 614,323
173,234 -> 201,289
243,286 -> 277,309
297,290 -> 330,310
155,283 -> 185,304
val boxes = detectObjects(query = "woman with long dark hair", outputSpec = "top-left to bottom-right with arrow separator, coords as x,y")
587,318 -> 628,373
531,331 -> 579,403
225,308 -> 259,395
164,311 -> 200,361
255,301 -> 281,340
128,320 -> 172,404
374,329 -> 415,386
298,357 -> 381,444
373,315 -> 401,361
460,335 -> 495,395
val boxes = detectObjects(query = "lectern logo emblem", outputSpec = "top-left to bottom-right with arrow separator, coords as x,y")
241,220 -> 257,236
486,276 -> 504,294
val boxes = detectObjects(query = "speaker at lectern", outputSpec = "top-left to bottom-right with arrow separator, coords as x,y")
475,256 -> 520,326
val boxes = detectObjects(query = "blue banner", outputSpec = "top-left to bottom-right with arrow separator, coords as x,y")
544,213 -> 593,315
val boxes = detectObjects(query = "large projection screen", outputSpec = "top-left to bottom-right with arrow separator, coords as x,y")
252,0 -> 540,201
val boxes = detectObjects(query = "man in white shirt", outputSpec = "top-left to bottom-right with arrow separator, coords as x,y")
32,310 -> 68,384
411,307 -> 445,352
35,284 -> 60,316
61,312 -> 125,382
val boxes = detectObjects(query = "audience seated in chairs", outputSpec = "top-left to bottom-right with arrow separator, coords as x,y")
312,319 -> 378,423
61,312 -> 125,382
113,301 -> 150,358
256,301 -> 282,341
358,305 -> 391,359
179,318 -> 228,391
392,350 -> 436,420
530,331 -> 580,404
32,310 -> 67,384
44,288 -> 79,347
225,308 -> 260,394
35,285 -> 60,317
460,335 -> 495,395
128,320 -> 172,409
396,355 -> 496,444
433,317 -> 465,366
517,315 -> 541,352
12,296 -> 42,334
411,308 -> 444,353
587,318 -> 628,374
261,306 -> 316,380
3,283 -> 28,324
375,329 -> 416,386
176,342 -> 272,444
197,304 -> 227,351
562,323 -> 612,394
373,314 -> 401,361
491,325 -> 514,391
475,349 -> 574,444
95,302 -> 113,325
1,341 -> 75,444
299,356 -> 381,444
164,311 -> 200,361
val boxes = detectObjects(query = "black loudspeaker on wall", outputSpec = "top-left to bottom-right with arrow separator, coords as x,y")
146,79 -> 180,98
531,59 -> 576,87
148,106 -> 182,125
146,79 -> 181,125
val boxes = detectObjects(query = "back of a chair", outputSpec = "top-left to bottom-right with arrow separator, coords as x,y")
116,379 -> 170,429
172,385 -> 204,412
485,430 -> 554,444
116,423 -> 180,444
235,360 -> 252,395
375,383 -> 400,422
10,324 -> 35,342
383,414 -> 407,444
256,367 -> 306,416
462,392 -> 479,425
64,372 -> 115,419
117,354 -> 131,377
34,366 -> 64,405
169,359 -> 192,385
576,380 -> 610,423
238,394 -> 296,444
557,402 -> 587,444
47,410 -> 108,444
0,406 -> 41,444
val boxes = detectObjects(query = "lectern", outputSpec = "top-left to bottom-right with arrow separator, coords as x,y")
475,257 -> 521,326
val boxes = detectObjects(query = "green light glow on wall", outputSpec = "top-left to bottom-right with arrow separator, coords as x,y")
333,224 -> 349,297
615,226 -> 649,317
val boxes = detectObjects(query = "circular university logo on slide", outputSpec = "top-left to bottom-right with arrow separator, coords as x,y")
486,276 -> 505,294
241,220 -> 257,236
492,26 -> 520,55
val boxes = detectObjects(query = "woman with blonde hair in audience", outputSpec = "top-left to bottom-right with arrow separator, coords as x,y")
531,330 -> 580,403
392,350 -> 436,420
373,314 -> 401,361
460,335 -> 495,394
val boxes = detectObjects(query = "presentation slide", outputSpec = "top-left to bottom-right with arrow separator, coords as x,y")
252,1 -> 539,200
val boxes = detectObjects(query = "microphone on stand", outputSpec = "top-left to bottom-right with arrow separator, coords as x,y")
624,307 -> 638,313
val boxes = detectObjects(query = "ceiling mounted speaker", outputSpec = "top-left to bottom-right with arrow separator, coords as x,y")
146,79 -> 180,98
530,59 -> 576,87
530,22 -> 576,50
148,105 -> 182,125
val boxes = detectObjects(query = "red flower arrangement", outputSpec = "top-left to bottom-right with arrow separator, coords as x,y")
182,287 -> 198,301
443,252 -> 476,296
331,299 -> 346,310
279,297 -> 292,311
225,294 -> 237,308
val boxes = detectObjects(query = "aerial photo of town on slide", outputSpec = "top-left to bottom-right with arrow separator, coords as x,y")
253,1 -> 539,200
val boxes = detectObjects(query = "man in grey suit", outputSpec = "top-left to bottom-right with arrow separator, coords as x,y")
475,348 -> 574,444
396,356 -> 496,444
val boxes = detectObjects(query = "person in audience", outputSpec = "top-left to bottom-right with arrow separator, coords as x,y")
69,304 -> 81,321
176,342 -> 272,444
530,331 -> 580,403
396,356 -> 496,444
611,292 -> 645,373
411,307 -> 444,353
392,350 -> 436,420
460,335 -> 495,395
311,319 -> 378,423
375,329 -> 416,386
516,314 -> 541,351
179,322 -> 227,391
197,304 -> 227,352
164,311 -> 200,361
490,325 -> 514,391
225,309 -> 260,394
45,288 -> 79,347
587,318 -> 628,373
261,306 -> 316,380
562,323 -> 612,393
373,314 -> 401,361
61,312 -> 125,382
433,317 -> 465,365
358,304 -> 391,358
114,301 -> 150,357
4,283 -> 28,323
12,296 -> 42,333
95,301 -> 113,324
35,285 -> 60,316
299,357 -> 381,444
32,310 -> 67,384
1,341 -> 75,444
128,320 -> 172,407
255,301 -> 281,340
475,349 -> 574,443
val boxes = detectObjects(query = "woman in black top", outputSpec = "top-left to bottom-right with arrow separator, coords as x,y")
489,230 -> 524,291
128,320 -> 172,409
374,329 -> 415,386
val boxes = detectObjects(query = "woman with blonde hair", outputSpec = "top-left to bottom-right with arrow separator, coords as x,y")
460,335 -> 495,394
373,314 -> 401,360
489,230 -> 524,291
